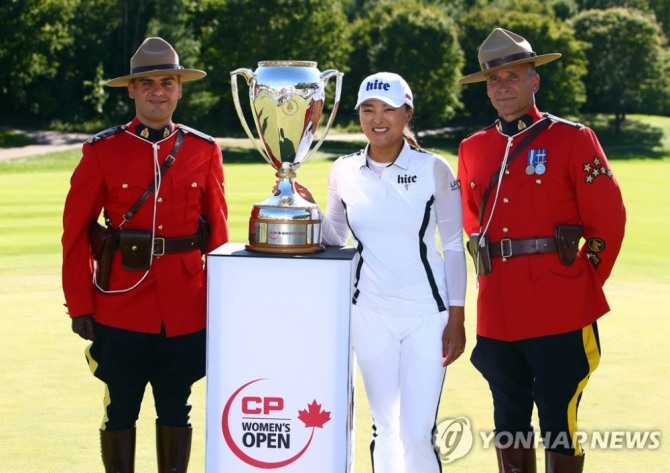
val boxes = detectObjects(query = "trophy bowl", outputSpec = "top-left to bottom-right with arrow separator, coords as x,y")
231,60 -> 343,254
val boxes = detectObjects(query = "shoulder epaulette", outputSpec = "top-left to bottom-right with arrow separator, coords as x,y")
178,124 -> 215,143
464,122 -> 496,139
545,114 -> 583,128
87,124 -> 127,144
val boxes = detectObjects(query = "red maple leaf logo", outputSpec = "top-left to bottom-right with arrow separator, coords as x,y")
297,400 -> 331,429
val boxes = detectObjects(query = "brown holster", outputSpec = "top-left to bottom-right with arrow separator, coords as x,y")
555,224 -> 583,266
198,214 -> 210,253
88,221 -> 117,291
466,233 -> 492,275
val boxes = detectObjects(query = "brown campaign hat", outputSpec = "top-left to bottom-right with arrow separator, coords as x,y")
458,28 -> 561,84
105,37 -> 206,87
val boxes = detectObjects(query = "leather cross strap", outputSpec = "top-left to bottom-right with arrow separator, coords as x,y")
119,128 -> 185,227
489,237 -> 557,258
478,116 -> 552,226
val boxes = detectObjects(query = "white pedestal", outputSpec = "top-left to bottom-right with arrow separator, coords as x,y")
206,243 -> 356,472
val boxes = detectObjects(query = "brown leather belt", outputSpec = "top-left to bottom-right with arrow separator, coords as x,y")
152,234 -> 201,256
489,237 -> 557,259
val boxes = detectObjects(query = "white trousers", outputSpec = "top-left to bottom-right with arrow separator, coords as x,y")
351,305 -> 448,473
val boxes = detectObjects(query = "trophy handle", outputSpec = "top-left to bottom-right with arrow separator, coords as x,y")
230,68 -> 275,166
306,69 -> 344,160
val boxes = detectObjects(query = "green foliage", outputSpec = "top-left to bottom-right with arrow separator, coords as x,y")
1,0 -> 669,134
0,0 -> 121,126
570,8 -> 668,131
196,0 -> 354,135
648,0 -> 670,37
345,0 -> 463,132
577,0 -> 651,10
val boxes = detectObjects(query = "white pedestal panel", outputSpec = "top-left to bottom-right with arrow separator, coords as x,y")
206,243 -> 355,472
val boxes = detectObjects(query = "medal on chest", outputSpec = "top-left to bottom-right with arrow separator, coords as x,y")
525,148 -> 547,175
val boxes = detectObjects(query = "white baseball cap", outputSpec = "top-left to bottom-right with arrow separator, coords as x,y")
355,72 -> 414,109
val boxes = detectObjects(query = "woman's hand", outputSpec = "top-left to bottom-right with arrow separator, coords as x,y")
273,179 -> 317,203
441,306 -> 465,367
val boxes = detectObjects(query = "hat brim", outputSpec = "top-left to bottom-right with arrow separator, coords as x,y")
105,68 -> 206,87
458,53 -> 561,85
355,96 -> 407,110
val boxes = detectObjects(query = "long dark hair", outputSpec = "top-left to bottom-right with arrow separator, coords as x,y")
403,105 -> 420,149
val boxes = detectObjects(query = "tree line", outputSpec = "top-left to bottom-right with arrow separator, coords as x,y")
1,0 -> 668,136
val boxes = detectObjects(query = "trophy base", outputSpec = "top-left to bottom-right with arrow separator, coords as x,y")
247,216 -> 324,254
245,242 -> 325,254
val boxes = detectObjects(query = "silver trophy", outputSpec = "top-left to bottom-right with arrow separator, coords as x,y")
231,60 -> 343,253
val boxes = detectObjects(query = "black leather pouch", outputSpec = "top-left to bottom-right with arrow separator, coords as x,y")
119,229 -> 153,271
555,225 -> 583,266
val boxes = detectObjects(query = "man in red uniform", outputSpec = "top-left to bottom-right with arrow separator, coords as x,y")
458,29 -> 625,473
62,37 -> 229,472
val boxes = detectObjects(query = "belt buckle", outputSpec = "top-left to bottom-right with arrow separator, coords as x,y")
500,238 -> 512,258
153,237 -> 165,256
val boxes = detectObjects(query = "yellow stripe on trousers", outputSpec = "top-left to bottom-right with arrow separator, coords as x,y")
566,324 -> 600,456
85,343 -> 112,431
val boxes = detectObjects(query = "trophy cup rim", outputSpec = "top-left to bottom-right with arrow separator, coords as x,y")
257,60 -> 317,68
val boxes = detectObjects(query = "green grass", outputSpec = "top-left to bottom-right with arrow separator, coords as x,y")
1,128 -> 669,472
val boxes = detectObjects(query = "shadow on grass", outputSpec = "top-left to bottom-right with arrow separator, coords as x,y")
0,129 -> 36,148
591,119 -> 666,160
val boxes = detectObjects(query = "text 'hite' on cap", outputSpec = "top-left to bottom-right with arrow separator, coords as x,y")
355,72 -> 414,109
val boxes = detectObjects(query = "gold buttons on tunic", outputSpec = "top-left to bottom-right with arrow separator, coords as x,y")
503,197 -> 509,203
470,182 -> 476,188
157,197 -> 163,203
157,225 -> 163,230
191,182 -> 197,188
502,227 -> 509,233
536,179 -> 542,184
122,183 -> 128,189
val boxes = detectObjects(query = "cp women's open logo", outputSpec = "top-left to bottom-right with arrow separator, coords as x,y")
222,378 -> 332,468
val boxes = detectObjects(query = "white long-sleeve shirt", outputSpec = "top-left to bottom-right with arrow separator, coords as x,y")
321,141 -> 466,317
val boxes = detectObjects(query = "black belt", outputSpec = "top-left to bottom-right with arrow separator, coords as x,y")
489,237 -> 557,259
152,234 -> 201,256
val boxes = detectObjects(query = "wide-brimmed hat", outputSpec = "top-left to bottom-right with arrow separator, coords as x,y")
105,37 -> 206,87
458,28 -> 561,84
355,72 -> 414,109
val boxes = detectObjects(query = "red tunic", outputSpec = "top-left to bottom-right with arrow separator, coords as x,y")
62,119 -> 229,337
458,106 -> 625,341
